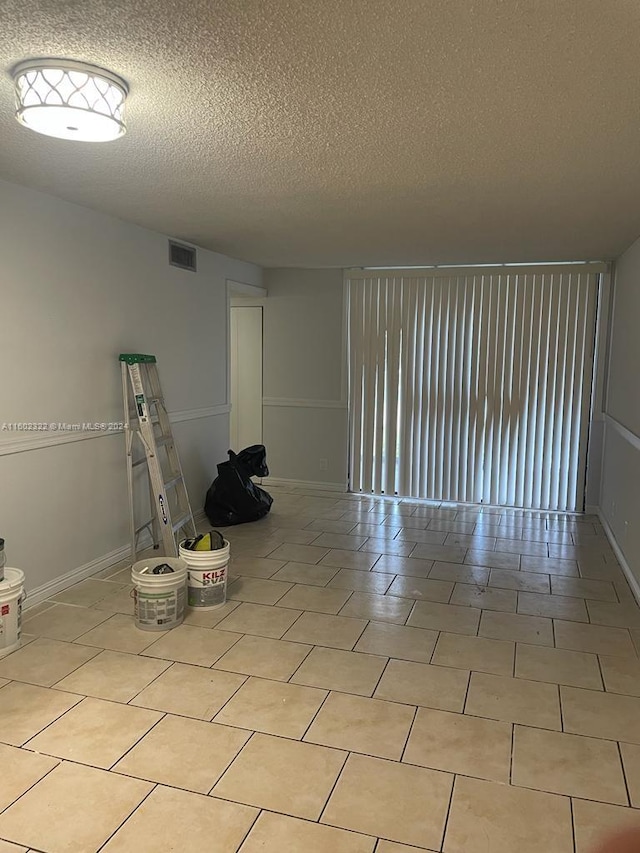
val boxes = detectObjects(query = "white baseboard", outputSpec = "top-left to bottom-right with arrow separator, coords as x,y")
597,509 -> 640,605
23,542 -> 135,611
266,478 -> 348,492
25,509 -> 207,611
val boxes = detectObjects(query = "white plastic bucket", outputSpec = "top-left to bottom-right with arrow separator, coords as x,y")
179,539 -> 230,610
0,568 -> 25,659
131,557 -> 187,631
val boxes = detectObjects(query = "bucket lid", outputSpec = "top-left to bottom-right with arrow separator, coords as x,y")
0,567 -> 25,590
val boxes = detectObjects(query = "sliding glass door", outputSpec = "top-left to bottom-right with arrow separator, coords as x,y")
347,266 -> 601,511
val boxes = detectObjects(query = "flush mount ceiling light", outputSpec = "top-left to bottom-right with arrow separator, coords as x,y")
12,58 -> 128,142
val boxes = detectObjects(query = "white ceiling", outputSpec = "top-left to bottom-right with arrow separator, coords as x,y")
1,0 -> 639,268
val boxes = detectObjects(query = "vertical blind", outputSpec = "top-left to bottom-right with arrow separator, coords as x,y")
347,266 -> 602,511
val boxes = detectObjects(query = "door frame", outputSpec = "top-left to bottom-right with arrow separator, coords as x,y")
225,280 -> 268,453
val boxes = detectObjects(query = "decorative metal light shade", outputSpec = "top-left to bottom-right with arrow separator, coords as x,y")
13,59 -> 128,142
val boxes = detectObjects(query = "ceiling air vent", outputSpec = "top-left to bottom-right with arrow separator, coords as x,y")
168,240 -> 197,272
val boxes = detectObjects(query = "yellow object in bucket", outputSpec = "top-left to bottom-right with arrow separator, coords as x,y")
189,531 -> 225,551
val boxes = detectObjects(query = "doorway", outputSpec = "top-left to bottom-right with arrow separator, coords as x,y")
230,304 -> 263,453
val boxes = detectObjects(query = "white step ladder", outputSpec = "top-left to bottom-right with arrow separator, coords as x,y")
120,353 -> 196,560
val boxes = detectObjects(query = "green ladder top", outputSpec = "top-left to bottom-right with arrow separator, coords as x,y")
119,353 -> 157,364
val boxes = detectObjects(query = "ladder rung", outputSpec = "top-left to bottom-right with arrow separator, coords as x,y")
172,513 -> 192,533
164,475 -> 183,490
132,456 -> 147,467
135,519 -> 154,535
156,435 -> 174,448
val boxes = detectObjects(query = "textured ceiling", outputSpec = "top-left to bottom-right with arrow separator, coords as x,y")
1,0 -> 639,267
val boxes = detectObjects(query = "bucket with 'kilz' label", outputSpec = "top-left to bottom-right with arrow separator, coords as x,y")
179,537 -> 230,610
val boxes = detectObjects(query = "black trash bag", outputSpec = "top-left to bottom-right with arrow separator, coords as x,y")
204,446 -> 273,526
235,444 -> 270,478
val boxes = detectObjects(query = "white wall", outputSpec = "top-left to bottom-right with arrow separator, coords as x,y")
0,179 -> 261,593
261,268 -> 348,487
584,272 -> 613,510
600,238 -> 640,582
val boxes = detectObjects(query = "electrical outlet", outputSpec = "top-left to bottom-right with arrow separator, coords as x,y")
319,458 -> 328,471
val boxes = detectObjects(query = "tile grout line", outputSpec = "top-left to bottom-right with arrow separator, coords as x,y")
205,730 -> 257,798
16,640 -> 105,691
617,740 -> 633,808
314,749 -> 352,826
106,711 -> 169,771
460,667 -> 473,716
569,795 -> 578,853
108,658 -> 175,707
227,806 -> 262,853
0,759 -> 61,820
368,655 -> 392,699
398,704 -> 419,764
428,630 -> 442,665
439,771 -> 459,853
285,639 -> 324,686
298,687 -> 333,743
15,692 -> 87,751
94,782 -> 159,852
595,652 -> 607,693
508,722 -> 516,784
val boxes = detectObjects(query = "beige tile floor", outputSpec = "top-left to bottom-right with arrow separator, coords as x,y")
1,485 -> 640,851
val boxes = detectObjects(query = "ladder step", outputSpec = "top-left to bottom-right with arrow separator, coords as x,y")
172,513 -> 193,533
135,519 -> 154,535
156,435 -> 174,448
164,475 -> 183,490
